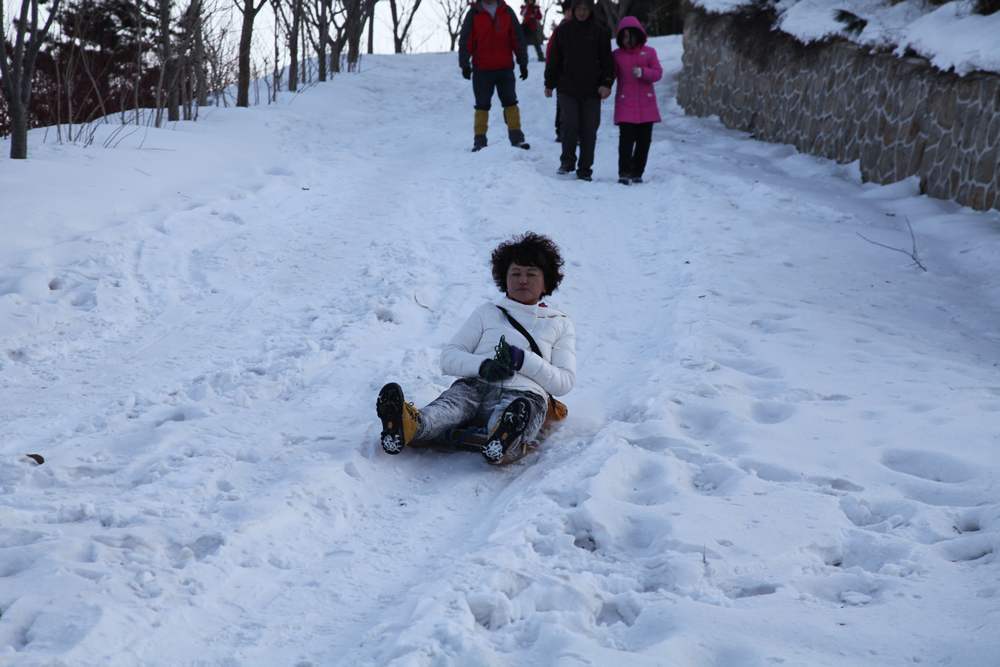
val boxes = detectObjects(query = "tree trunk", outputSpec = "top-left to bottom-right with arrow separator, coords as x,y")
389,0 -> 402,53
9,105 -> 28,159
159,0 -> 176,124
168,59 -> 181,121
236,2 -> 257,107
193,2 -> 208,106
135,0 -> 143,124
288,0 -> 301,92
317,0 -> 328,81
367,0 -> 376,54
348,24 -> 361,68
331,36 -> 345,73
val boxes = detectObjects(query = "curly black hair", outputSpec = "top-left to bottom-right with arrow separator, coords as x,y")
490,232 -> 565,297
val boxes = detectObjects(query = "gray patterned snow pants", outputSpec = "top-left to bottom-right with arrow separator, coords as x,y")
415,378 -> 547,443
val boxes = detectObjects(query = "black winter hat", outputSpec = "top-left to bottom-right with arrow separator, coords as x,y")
572,0 -> 594,9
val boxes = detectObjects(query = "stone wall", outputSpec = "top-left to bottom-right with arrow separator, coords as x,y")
676,8 -> 1000,212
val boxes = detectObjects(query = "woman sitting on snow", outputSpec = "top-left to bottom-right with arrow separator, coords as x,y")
376,232 -> 576,465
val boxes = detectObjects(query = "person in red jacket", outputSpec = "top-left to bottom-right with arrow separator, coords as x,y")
459,0 -> 530,152
520,0 -> 545,62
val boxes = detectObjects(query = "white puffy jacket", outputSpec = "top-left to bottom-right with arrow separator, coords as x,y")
441,296 -> 576,400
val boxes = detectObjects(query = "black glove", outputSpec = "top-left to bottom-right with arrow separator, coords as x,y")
519,64 -> 528,80
462,65 -> 472,80
479,358 -> 515,382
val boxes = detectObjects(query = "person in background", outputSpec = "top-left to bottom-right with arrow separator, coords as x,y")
376,233 -> 576,466
543,0 -> 613,181
612,16 -> 663,184
459,0 -> 531,152
547,0 -> 573,142
520,0 -> 545,62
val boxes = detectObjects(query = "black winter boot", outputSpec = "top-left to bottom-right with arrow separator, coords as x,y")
376,383 -> 422,454
482,398 -> 532,465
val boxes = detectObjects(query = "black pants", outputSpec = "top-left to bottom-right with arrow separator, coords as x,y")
473,68 -> 517,110
618,122 -> 653,178
524,29 -> 544,61
558,93 -> 601,176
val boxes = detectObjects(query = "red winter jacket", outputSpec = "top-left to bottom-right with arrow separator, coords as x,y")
520,3 -> 542,32
459,1 -> 528,71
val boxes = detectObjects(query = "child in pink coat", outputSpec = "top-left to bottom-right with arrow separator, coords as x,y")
612,16 -> 662,184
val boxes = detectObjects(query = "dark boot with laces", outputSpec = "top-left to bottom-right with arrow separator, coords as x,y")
376,383 -> 422,455
482,398 -> 532,465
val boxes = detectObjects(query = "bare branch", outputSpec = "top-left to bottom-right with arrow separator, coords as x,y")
857,217 -> 927,272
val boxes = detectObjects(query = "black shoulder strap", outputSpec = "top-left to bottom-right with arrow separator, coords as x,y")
497,306 -> 541,356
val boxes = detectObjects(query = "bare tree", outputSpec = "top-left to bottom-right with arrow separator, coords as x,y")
387,0 -> 423,53
179,0 -> 209,113
203,13 -> 237,106
436,0 -> 465,51
320,0 -> 371,73
0,0 -> 62,158
273,0 -> 303,91
235,0 -> 269,107
302,0 -> 329,81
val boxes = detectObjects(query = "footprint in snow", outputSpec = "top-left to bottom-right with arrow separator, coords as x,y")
0,529 -> 47,549
154,405 -> 208,427
811,530 -> 915,576
938,534 -> 995,563
750,401 -> 796,424
721,579 -> 779,599
839,496 -> 916,533
750,315 -> 803,334
596,595 -> 641,626
880,449 -> 977,484
691,462 -> 744,495
738,458 -> 801,483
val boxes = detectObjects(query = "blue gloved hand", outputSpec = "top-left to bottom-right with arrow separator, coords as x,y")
519,63 -> 529,80
507,344 -> 525,370
462,65 -> 472,80
479,358 -> 514,382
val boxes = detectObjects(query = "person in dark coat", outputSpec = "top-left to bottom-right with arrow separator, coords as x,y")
459,0 -> 531,152
543,0 -> 613,181
547,0 -> 573,142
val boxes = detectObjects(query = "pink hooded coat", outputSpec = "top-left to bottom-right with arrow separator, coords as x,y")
612,17 -> 663,125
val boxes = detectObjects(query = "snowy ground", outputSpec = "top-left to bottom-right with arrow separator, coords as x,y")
1,37 -> 999,666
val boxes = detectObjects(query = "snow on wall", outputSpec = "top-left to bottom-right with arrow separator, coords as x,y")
677,8 -> 1000,212
691,0 -> 1000,77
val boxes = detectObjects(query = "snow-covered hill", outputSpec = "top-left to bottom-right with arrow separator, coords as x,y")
1,38 -> 998,666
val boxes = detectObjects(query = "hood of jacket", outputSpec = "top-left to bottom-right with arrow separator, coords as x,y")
616,16 -> 647,42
